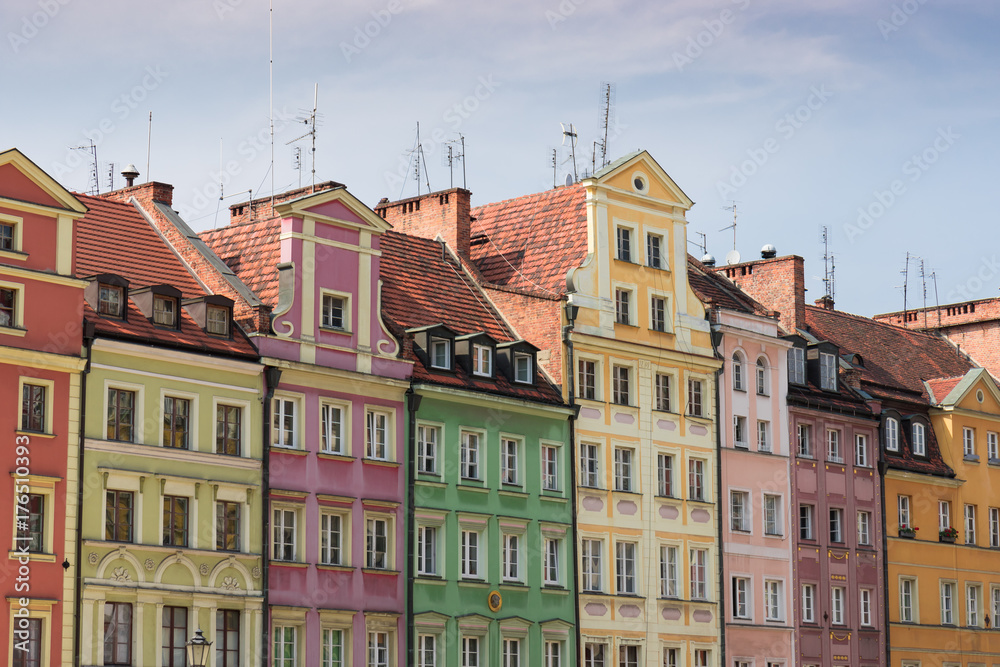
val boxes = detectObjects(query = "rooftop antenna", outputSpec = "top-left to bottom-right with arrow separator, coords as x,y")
932,271 -> 941,326
105,162 -> 115,192
687,231 -> 708,255
459,133 -> 466,189
720,201 -> 739,251
597,82 -> 615,169
561,123 -> 578,183
145,112 -> 152,182
920,259 -> 929,328
404,122 -> 431,196
551,148 -> 558,188
443,134 -> 466,189
292,146 -> 302,188
285,83 -> 321,192
72,140 -> 99,195
821,225 -> 836,301
268,0 -> 274,206
901,252 -> 911,320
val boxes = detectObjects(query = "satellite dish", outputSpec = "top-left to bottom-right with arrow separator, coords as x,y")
565,174 -> 573,187
725,249 -> 742,265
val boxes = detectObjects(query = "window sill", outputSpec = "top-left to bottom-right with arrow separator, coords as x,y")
614,322 -> 638,328
362,568 -> 400,576
964,455 -> 981,463
8,551 -> 56,563
612,488 -> 641,496
500,581 -> 528,589
540,493 -> 567,503
15,430 -> 55,439
499,488 -> 529,498
0,249 -> 28,261
457,483 -> 488,494
458,579 -> 490,588
317,564 -> 354,572
318,326 -> 353,336
271,561 -> 309,568
416,478 -> 447,489
362,458 -> 400,468
649,327 -> 673,335
317,452 -> 355,462
270,446 -> 307,456
0,326 -> 27,337
542,585 -> 569,594
988,458 -> 1000,466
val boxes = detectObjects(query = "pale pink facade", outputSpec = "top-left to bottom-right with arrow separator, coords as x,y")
716,308 -> 796,665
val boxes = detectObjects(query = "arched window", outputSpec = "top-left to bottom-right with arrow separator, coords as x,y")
885,417 -> 900,452
756,357 -> 769,395
912,423 -> 926,456
732,353 -> 745,391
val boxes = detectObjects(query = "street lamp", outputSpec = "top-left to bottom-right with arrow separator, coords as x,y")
186,628 -> 212,667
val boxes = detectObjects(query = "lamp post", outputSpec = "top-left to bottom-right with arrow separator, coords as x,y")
186,628 -> 212,667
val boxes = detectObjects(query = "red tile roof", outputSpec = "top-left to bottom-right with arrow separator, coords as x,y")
687,256 -> 772,318
75,194 -> 257,358
469,185 -> 586,295
199,217 -> 282,308
925,376 -> 965,404
380,231 -> 563,405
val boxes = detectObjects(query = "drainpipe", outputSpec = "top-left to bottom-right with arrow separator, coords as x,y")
406,388 -> 421,667
562,302 -> 582,664
878,423 -> 890,667
262,365 -> 282,667
73,321 -> 94,667
709,319 -> 726,667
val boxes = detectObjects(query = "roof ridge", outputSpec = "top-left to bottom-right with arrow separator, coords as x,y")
806,304 -> 958,344
470,183 -> 584,214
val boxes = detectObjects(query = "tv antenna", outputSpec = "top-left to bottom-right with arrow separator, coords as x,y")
920,258 -> 929,328
285,83 -> 321,192
900,251 -> 912,319
72,140 -> 99,195
443,134 -> 466,189
403,122 -> 432,197
596,82 -> 615,169
551,149 -> 558,188
687,231 -> 708,255
105,162 -> 116,192
931,271 -> 941,326
561,122 -> 578,183
720,201 -> 739,251
292,147 -> 302,187
821,225 -> 836,301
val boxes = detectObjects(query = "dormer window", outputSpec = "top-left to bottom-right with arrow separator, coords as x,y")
787,347 -> 805,385
207,305 -> 229,336
153,295 -> 177,327
473,344 -> 492,376
514,352 -> 532,383
431,338 -> 451,369
98,284 -> 124,318
819,352 -> 837,391
321,294 -> 346,330
885,417 -> 900,452
912,422 -> 926,456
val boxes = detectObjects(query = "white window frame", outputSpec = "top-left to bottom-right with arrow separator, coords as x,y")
320,509 -> 349,567
756,356 -> 769,395
899,495 -> 912,529
577,356 -> 600,401
827,429 -> 842,463
416,524 -> 438,576
543,536 -> 562,586
580,537 -> 603,593
580,442 -> 600,488
646,231 -> 665,269
320,399 -> 350,456
472,343 -> 493,377
541,442 -> 561,492
990,507 -> 1000,548
858,510 -> 871,546
416,422 -> 441,475
900,578 -> 916,623
964,427 -> 976,457
829,507 -> 844,543
615,287 -> 633,326
430,337 -> 451,370
272,504 -> 300,562
758,420 -> 771,453
799,504 -> 814,540
364,513 -> 393,570
941,581 -> 955,625
831,586 -> 845,625
820,352 -> 837,390
502,530 -> 524,583
615,541 -> 637,595
687,377 -> 705,417
764,579 -> 783,621
801,583 -> 816,623
966,504 -> 977,545
885,417 -> 900,452
320,289 -> 350,331
513,352 -> 532,383
654,372 -> 671,411
460,430 -> 484,481
613,447 -> 634,492
860,588 -> 872,626
787,347 -> 805,384
690,548 -> 708,600
732,576 -> 751,619
912,423 -> 926,456
500,436 -> 522,486
797,424 -> 812,458
763,494 -> 782,536
989,431 -> 999,460
612,364 -> 631,406
461,528 -> 483,580
939,500 -> 951,533
660,544 -> 678,598
730,490 -> 750,532
967,583 -> 981,627
733,415 -> 748,448
271,392 -> 303,449
855,434 -> 869,467
657,452 -> 674,497
732,352 -> 745,391
688,457 -> 707,501
365,407 -> 392,461
616,224 -> 633,262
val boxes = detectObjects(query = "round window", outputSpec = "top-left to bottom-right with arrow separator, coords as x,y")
977,389 -> 985,403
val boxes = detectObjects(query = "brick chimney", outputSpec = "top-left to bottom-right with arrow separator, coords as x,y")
375,188 -> 472,257
101,181 -> 174,207
815,295 -> 835,310
710,255 -> 806,334
228,181 -> 343,225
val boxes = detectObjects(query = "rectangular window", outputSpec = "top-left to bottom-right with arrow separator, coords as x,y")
939,500 -> 951,532
545,641 -> 561,667
503,533 -> 521,582
273,626 -> 296,667
366,518 -> 389,569
690,548 -> 708,599
797,424 -> 812,457
105,490 -> 134,542
584,643 -> 605,667
542,445 -> 559,491
687,378 -> 704,417
272,508 -> 296,561
832,586 -> 845,625
694,650 -> 710,667
217,610 -> 241,667
860,588 -> 872,626
368,631 -> 389,667
514,353 -> 532,383
544,538 -> 561,585
655,373 -> 671,411
829,508 -> 843,543
20,384 -> 45,432
799,504 -> 814,540
416,525 -> 436,575
0,287 -> 15,328
501,438 -> 520,485
162,605 -> 188,667
820,352 -> 837,390
612,365 -> 630,405
581,538 -> 602,592
0,223 -> 13,251
855,434 -> 869,467
941,582 -> 955,624
322,294 -> 345,329
899,495 -> 912,528
989,431 -> 999,460
993,587 -> 1000,629
990,507 -> 1000,547
732,577 -> 750,618
473,344 -> 492,376
578,359 -> 596,400
857,510 -> 871,546
417,635 -> 436,667
462,637 -> 480,667
912,423 -> 926,456
616,542 -> 636,594
827,429 -> 842,463
366,410 -> 389,460
162,495 -> 189,547
461,530 -> 480,578
321,513 -> 343,566
17,493 -> 44,552
272,398 -> 296,448
503,638 -> 521,667
620,645 -> 639,667
765,580 -> 782,621
614,447 -> 633,492
162,396 -> 190,449
107,388 -> 136,442
968,585 -> 980,627
900,579 -> 914,623
321,404 -> 343,455
788,347 -> 805,384
650,296 -> 666,332
764,494 -> 781,536
430,338 -> 450,369
657,453 -> 673,497
216,404 -> 242,455
733,415 -> 748,448
98,284 -> 123,317
966,504 -> 977,544
758,420 -> 771,452
417,424 -> 440,474
756,358 -> 768,395
660,545 -> 678,598
206,305 -> 229,335
104,602 -> 132,665
801,584 -> 816,622
730,490 -> 749,532
580,443 -> 599,487
216,501 -> 241,551
153,295 -> 176,327
321,628 -> 342,667
647,233 -> 663,268
616,227 -> 632,261
964,427 -> 976,456
688,458 -> 705,501
461,431 -> 481,480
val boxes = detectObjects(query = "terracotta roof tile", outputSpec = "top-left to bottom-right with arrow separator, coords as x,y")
926,376 -> 964,403
469,185 -> 586,295
687,255 -> 772,317
200,217 -> 282,308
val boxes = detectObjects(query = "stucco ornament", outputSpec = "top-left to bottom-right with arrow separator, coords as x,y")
87,552 -> 98,565
251,566 -> 261,579
111,566 -> 131,582
200,563 -> 210,576
144,558 -> 155,571
221,576 -> 241,592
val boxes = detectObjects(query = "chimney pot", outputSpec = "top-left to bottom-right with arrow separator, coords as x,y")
121,164 -> 140,188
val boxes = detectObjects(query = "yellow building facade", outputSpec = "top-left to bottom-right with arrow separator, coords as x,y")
567,153 -> 721,667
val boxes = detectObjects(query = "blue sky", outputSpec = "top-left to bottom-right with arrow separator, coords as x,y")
3,0 -> 998,317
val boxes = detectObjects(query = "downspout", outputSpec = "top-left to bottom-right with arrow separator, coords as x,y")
710,319 -> 726,667
405,388 -> 421,667
262,365 -> 282,667
73,322 -> 94,667
878,423 -> 890,667
562,305 -> 582,664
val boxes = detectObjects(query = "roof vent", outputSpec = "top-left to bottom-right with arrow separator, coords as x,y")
761,243 -> 777,259
121,164 -> 140,187
701,253 -> 716,267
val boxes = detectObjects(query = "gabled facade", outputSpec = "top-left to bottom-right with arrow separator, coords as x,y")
380,231 -> 576,667
200,184 -> 411,667
0,149 -> 87,667
688,259 -> 796,666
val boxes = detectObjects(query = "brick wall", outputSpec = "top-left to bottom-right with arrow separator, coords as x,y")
873,297 -> 1000,330
710,255 -> 806,334
227,181 -> 341,225
942,321 -> 1000,378
483,286 -> 565,387
375,189 -> 472,257
100,181 -> 175,206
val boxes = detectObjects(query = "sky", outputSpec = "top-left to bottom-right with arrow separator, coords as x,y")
3,0 -> 998,318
